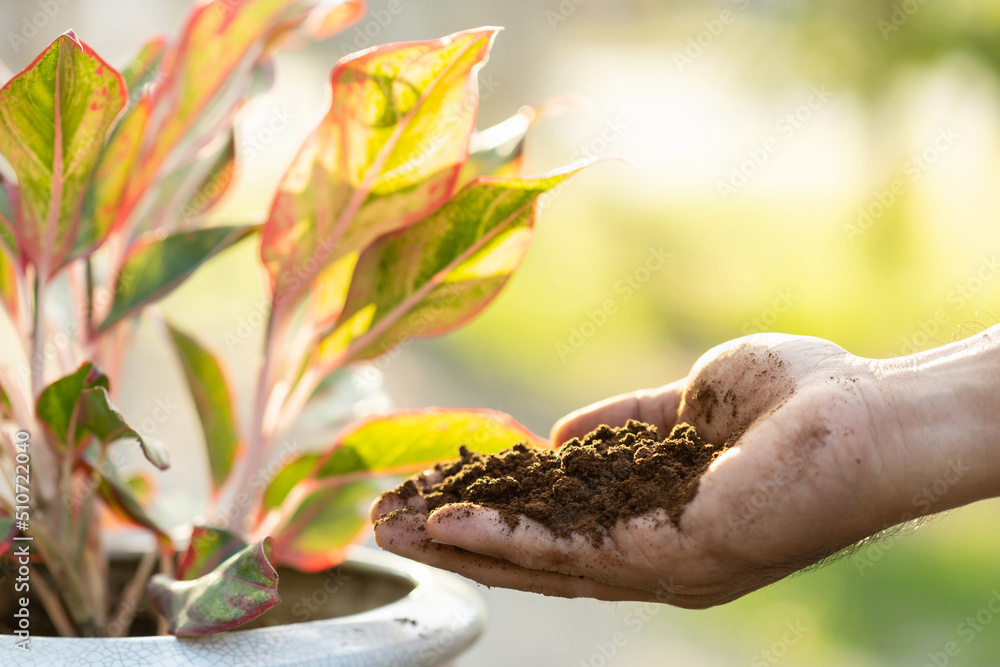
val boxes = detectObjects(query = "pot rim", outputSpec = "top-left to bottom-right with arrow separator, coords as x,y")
3,546 -> 488,667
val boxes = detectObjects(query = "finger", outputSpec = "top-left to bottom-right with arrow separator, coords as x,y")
412,466 -> 446,490
549,379 -> 687,445
370,492 -> 409,523
369,474 -> 439,522
374,508 -> 660,602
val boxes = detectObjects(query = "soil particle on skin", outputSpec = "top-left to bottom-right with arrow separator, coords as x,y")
390,420 -> 728,545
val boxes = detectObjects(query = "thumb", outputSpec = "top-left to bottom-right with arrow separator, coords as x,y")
549,378 -> 687,445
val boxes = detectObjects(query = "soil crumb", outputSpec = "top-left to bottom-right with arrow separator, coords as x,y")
400,420 -> 728,544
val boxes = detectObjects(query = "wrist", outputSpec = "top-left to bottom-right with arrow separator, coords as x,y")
872,325 -> 1000,519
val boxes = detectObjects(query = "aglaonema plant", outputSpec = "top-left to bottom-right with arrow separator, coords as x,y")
0,0 -> 584,638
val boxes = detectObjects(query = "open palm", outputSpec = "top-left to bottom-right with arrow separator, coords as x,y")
372,334 -> 910,607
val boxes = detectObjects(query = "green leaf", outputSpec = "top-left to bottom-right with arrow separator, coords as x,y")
176,525 -> 248,581
316,167 -> 589,367
268,480 -> 376,572
260,454 -> 320,513
261,28 -> 500,314
0,31 -> 126,277
147,537 -> 280,636
79,386 -> 169,470
166,323 -> 239,489
36,363 -> 109,450
100,225 -> 258,330
314,409 -> 547,480
36,362 -> 168,469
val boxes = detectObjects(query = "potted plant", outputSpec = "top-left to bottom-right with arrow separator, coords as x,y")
0,0 -> 581,663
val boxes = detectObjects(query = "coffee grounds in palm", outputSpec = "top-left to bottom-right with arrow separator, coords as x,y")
401,420 -> 727,544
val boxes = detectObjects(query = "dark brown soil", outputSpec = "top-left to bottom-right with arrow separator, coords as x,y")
401,420 -> 727,544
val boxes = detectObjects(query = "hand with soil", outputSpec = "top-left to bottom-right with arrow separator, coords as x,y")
372,329 -> 1000,607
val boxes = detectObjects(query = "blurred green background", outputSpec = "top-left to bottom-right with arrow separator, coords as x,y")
4,0 -> 1000,664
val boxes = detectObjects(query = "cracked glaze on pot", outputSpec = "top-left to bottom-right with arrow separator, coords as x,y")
2,548 -> 487,666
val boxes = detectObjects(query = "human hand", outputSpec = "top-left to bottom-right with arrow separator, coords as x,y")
372,331 -> 1000,607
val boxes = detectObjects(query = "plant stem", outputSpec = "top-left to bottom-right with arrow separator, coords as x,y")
107,550 -> 156,638
29,514 -> 94,632
30,272 -> 45,398
226,303 -> 281,532
84,258 -> 94,340
32,572 -> 77,638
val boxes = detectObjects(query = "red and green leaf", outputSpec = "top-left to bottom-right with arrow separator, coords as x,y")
261,28 -> 500,314
115,0 -> 363,236
0,514 -> 15,557
0,173 -> 18,259
260,454 -> 321,514
166,323 -> 240,489
147,537 -> 280,636
314,167 -> 589,369
120,35 -> 168,92
100,225 -> 258,330
78,386 -> 169,470
181,133 -> 237,221
258,409 -> 545,570
267,480 -> 376,572
37,362 -> 168,469
77,37 -> 167,254
80,445 -> 169,538
0,31 -> 126,277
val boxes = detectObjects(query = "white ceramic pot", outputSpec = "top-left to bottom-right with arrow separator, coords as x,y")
2,547 -> 487,666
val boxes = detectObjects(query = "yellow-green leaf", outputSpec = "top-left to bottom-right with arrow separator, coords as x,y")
261,27 -> 500,315
316,165 -> 590,368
